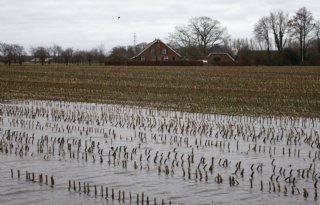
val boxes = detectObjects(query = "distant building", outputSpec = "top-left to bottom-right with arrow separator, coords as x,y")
30,57 -> 53,63
131,39 -> 182,62
207,45 -> 235,65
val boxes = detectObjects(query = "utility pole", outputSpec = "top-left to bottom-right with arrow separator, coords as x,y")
133,33 -> 137,47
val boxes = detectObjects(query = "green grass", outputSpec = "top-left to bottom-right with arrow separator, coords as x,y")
0,64 -> 319,117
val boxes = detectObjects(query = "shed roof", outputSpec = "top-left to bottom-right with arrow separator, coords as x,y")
208,45 -> 229,54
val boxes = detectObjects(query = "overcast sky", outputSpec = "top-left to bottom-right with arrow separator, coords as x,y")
1,0 -> 319,53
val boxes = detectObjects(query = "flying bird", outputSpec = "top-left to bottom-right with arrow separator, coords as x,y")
118,16 -> 120,19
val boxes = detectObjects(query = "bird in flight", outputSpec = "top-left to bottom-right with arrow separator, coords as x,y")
118,16 -> 120,19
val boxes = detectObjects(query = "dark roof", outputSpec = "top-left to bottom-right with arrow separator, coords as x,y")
208,45 -> 229,54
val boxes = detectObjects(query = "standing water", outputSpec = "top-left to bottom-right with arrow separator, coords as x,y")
0,100 -> 319,205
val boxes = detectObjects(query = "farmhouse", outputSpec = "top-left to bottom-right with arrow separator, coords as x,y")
207,45 -> 235,65
131,39 -> 181,62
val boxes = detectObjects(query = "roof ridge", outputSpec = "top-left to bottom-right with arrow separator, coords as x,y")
208,52 -> 235,61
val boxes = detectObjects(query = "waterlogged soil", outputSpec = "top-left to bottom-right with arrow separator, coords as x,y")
0,100 -> 320,205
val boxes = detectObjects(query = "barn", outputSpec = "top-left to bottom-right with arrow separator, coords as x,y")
207,45 -> 235,65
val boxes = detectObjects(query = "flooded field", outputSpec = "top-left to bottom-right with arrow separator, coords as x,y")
0,100 -> 320,205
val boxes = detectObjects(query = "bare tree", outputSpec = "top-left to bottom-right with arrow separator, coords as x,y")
225,38 -> 251,57
107,46 -> 129,62
134,42 -> 148,53
254,17 -> 272,53
50,44 -> 63,63
0,42 -> 8,64
315,20 -> 320,54
289,7 -> 316,63
86,50 -> 93,65
190,16 -> 228,55
168,16 -> 228,57
31,47 -> 48,65
168,25 -> 196,58
126,46 -> 136,59
0,42 -> 4,59
96,44 -> 106,65
30,46 -> 49,65
12,44 -> 25,65
269,11 -> 290,53
62,48 -> 73,65
90,48 -> 99,64
29,47 -> 37,63
0,43 -> 25,65
73,50 -> 88,64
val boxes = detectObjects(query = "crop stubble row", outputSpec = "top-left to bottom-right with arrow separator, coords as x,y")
0,65 -> 319,117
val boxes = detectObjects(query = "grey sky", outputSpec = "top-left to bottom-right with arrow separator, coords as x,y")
0,0 -> 319,53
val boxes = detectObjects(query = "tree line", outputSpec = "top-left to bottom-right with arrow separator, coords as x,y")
1,6 -> 319,66
166,7 -> 320,65
251,7 -> 320,64
0,43 -> 108,65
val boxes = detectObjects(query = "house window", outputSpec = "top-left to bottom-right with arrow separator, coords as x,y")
172,56 -> 176,61
164,56 -> 168,61
162,49 -> 167,55
151,56 -> 157,61
141,56 -> 145,61
150,48 -> 155,55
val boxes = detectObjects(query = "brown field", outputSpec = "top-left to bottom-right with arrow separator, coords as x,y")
0,65 -> 319,117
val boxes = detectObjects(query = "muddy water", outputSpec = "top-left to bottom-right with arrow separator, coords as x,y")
0,100 -> 319,205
